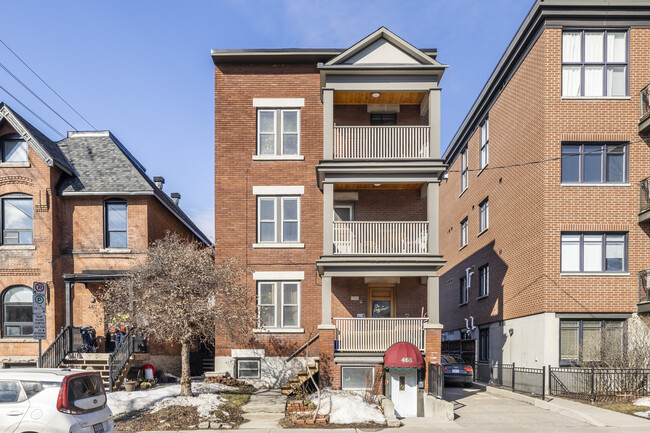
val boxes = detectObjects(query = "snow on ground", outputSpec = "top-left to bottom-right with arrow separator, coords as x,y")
633,397 -> 650,418
107,382 -> 236,416
151,392 -> 226,420
309,390 -> 386,425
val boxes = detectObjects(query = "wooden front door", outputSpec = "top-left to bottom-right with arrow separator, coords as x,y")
368,284 -> 395,318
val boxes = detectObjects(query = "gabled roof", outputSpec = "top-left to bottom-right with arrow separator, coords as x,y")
0,103 -> 74,174
322,27 -> 446,69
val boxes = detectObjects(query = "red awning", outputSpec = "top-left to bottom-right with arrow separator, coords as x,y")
383,342 -> 425,369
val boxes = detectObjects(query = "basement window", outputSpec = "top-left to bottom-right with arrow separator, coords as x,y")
236,359 -> 260,379
341,366 -> 374,390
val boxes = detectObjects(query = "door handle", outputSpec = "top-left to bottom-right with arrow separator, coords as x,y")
7,410 -> 23,416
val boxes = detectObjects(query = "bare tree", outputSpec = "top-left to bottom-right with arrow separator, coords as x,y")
102,232 -> 254,396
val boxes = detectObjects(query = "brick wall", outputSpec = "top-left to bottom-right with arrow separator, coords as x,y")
352,189 -> 426,222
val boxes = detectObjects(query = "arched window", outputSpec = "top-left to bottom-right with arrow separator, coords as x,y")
1,193 -> 33,245
2,286 -> 33,337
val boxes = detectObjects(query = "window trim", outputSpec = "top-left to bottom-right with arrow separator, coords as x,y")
0,194 -> 34,246
479,118 -> 489,170
103,199 -> 128,249
561,29 -> 629,98
559,319 -> 626,366
340,366 -> 375,390
2,285 -> 33,338
1,137 -> 28,163
256,108 -> 301,157
478,264 -> 489,298
478,198 -> 489,233
280,282 -> 301,328
257,196 -> 301,245
257,281 -> 301,330
560,232 -> 627,274
460,218 -> 468,249
460,148 -> 468,194
561,142 -> 628,185
235,358 -> 261,379
459,276 -> 468,306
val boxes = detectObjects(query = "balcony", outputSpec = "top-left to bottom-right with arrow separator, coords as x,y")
333,221 -> 427,255
638,269 -> 650,314
333,125 -> 430,160
640,84 -> 650,134
639,176 -> 650,223
335,317 -> 427,352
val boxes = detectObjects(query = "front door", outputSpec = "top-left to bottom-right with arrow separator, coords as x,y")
390,369 -> 417,418
368,285 -> 394,318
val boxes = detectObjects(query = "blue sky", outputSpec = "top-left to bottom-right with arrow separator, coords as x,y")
0,0 -> 534,241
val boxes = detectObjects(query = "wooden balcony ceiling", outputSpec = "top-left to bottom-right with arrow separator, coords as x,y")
334,91 -> 425,105
335,183 -> 422,190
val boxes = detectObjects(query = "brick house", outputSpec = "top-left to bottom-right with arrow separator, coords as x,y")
213,28 -> 446,415
0,103 -> 210,383
440,0 -> 650,370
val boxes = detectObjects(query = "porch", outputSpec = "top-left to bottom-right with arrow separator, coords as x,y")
335,317 -> 427,352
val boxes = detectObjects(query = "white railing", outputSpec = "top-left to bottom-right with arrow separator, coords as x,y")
333,126 -> 430,159
335,318 -> 427,352
333,221 -> 428,255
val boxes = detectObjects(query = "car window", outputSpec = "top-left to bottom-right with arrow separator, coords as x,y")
20,381 -> 59,398
450,355 -> 466,364
68,375 -> 103,401
0,380 -> 22,403
441,355 -> 450,364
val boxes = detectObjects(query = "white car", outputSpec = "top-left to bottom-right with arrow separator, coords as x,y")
0,368 -> 116,433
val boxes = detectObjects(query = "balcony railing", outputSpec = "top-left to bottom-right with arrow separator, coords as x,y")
641,84 -> 650,123
335,317 -> 427,352
333,221 -> 428,255
640,177 -> 650,222
333,126 -> 430,159
639,269 -> 650,304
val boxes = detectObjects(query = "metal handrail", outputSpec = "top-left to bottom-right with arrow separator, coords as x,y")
40,326 -> 80,368
640,83 -> 650,122
640,177 -> 650,215
108,328 -> 135,391
639,269 -> 650,304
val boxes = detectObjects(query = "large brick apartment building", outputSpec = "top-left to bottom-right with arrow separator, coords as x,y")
0,103 -> 210,379
213,28 -> 446,415
440,0 -> 650,369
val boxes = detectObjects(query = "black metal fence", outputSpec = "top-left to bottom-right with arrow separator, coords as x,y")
428,362 -> 444,399
475,362 -> 545,399
549,367 -> 650,402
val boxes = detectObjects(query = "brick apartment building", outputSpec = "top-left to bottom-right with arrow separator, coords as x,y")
440,0 -> 650,370
213,28 -> 446,415
0,103 -> 210,382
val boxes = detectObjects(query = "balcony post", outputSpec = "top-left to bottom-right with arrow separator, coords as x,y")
321,276 -> 332,325
428,88 -> 441,158
427,275 -> 440,323
323,88 -> 334,159
426,182 -> 439,255
323,182 -> 334,255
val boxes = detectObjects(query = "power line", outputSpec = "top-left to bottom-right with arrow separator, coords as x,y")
0,84 -> 64,138
0,38 -> 96,130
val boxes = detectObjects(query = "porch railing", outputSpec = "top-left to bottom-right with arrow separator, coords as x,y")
640,83 -> 650,123
333,126 -> 430,159
108,328 -> 135,391
639,269 -> 650,304
334,317 -> 427,352
40,326 -> 81,368
333,221 -> 428,255
640,177 -> 650,217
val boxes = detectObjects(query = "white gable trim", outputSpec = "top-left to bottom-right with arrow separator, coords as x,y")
253,271 -> 305,281
253,98 -> 305,108
252,185 -> 304,195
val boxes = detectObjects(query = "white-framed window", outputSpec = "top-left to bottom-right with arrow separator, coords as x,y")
257,196 -> 300,243
479,118 -> 489,170
1,194 -> 33,245
257,281 -> 301,329
561,232 -> 626,273
236,359 -> 261,379
562,30 -> 628,97
561,143 -> 627,184
459,276 -> 467,305
478,198 -> 489,233
460,218 -> 468,248
257,109 -> 300,156
1,135 -> 27,163
460,148 -> 468,193
341,366 -> 374,390
478,265 -> 489,298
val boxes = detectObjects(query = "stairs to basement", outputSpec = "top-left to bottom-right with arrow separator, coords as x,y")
281,359 -> 319,396
60,353 -> 150,391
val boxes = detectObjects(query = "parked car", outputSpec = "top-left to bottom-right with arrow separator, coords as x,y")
441,354 -> 473,387
0,368 -> 115,433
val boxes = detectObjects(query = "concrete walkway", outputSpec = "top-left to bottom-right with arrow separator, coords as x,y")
239,388 -> 287,429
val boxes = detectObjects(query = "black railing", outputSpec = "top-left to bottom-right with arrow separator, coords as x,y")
640,177 -> 650,216
639,269 -> 650,304
428,363 -> 444,398
108,329 -> 135,391
41,326 -> 81,368
550,367 -> 650,402
640,83 -> 650,122
475,361 -> 545,399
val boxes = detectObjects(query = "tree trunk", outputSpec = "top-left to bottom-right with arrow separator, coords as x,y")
180,338 -> 192,397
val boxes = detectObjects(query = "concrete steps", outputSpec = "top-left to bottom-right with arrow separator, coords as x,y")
60,353 -> 150,391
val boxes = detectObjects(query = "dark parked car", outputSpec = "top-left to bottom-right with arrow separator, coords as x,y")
441,354 -> 473,387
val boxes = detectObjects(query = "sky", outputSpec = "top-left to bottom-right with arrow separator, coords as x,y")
0,0 -> 535,242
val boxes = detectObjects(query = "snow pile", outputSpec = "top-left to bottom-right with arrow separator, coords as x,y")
633,397 -> 650,418
310,390 -> 386,425
107,382 -> 236,416
151,392 -> 225,420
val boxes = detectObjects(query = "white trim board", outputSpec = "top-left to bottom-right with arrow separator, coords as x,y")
253,271 -> 305,281
252,186 -> 304,195
253,98 -> 305,108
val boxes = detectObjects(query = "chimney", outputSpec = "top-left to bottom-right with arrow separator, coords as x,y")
153,176 -> 165,190
171,192 -> 181,206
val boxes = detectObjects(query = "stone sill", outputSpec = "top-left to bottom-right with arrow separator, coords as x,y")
0,245 -> 35,251
560,272 -> 629,276
561,183 -> 630,187
99,248 -> 132,254
252,155 -> 305,161
0,162 -> 30,168
253,328 -> 305,334
0,338 -> 38,343
253,243 -> 305,249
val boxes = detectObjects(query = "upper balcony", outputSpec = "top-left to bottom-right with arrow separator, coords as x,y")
640,84 -> 650,134
639,269 -> 650,314
333,125 -> 430,160
639,176 -> 650,223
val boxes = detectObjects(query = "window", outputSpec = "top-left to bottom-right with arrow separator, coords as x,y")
478,265 -> 489,297
257,196 -> 300,243
479,118 -> 489,170
0,381 -> 22,403
257,109 -> 300,156
561,143 -> 627,184
560,319 -> 624,365
460,218 -> 468,248
460,148 -> 468,193
236,359 -> 260,379
1,136 -> 27,163
561,232 -> 626,273
257,281 -> 300,329
341,366 -> 374,390
479,199 -> 489,233
2,286 -> 33,337
478,328 -> 490,361
370,113 -> 396,125
562,30 -> 627,97
459,276 -> 467,305
104,200 -> 127,248
1,194 -> 33,245
334,204 -> 353,222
